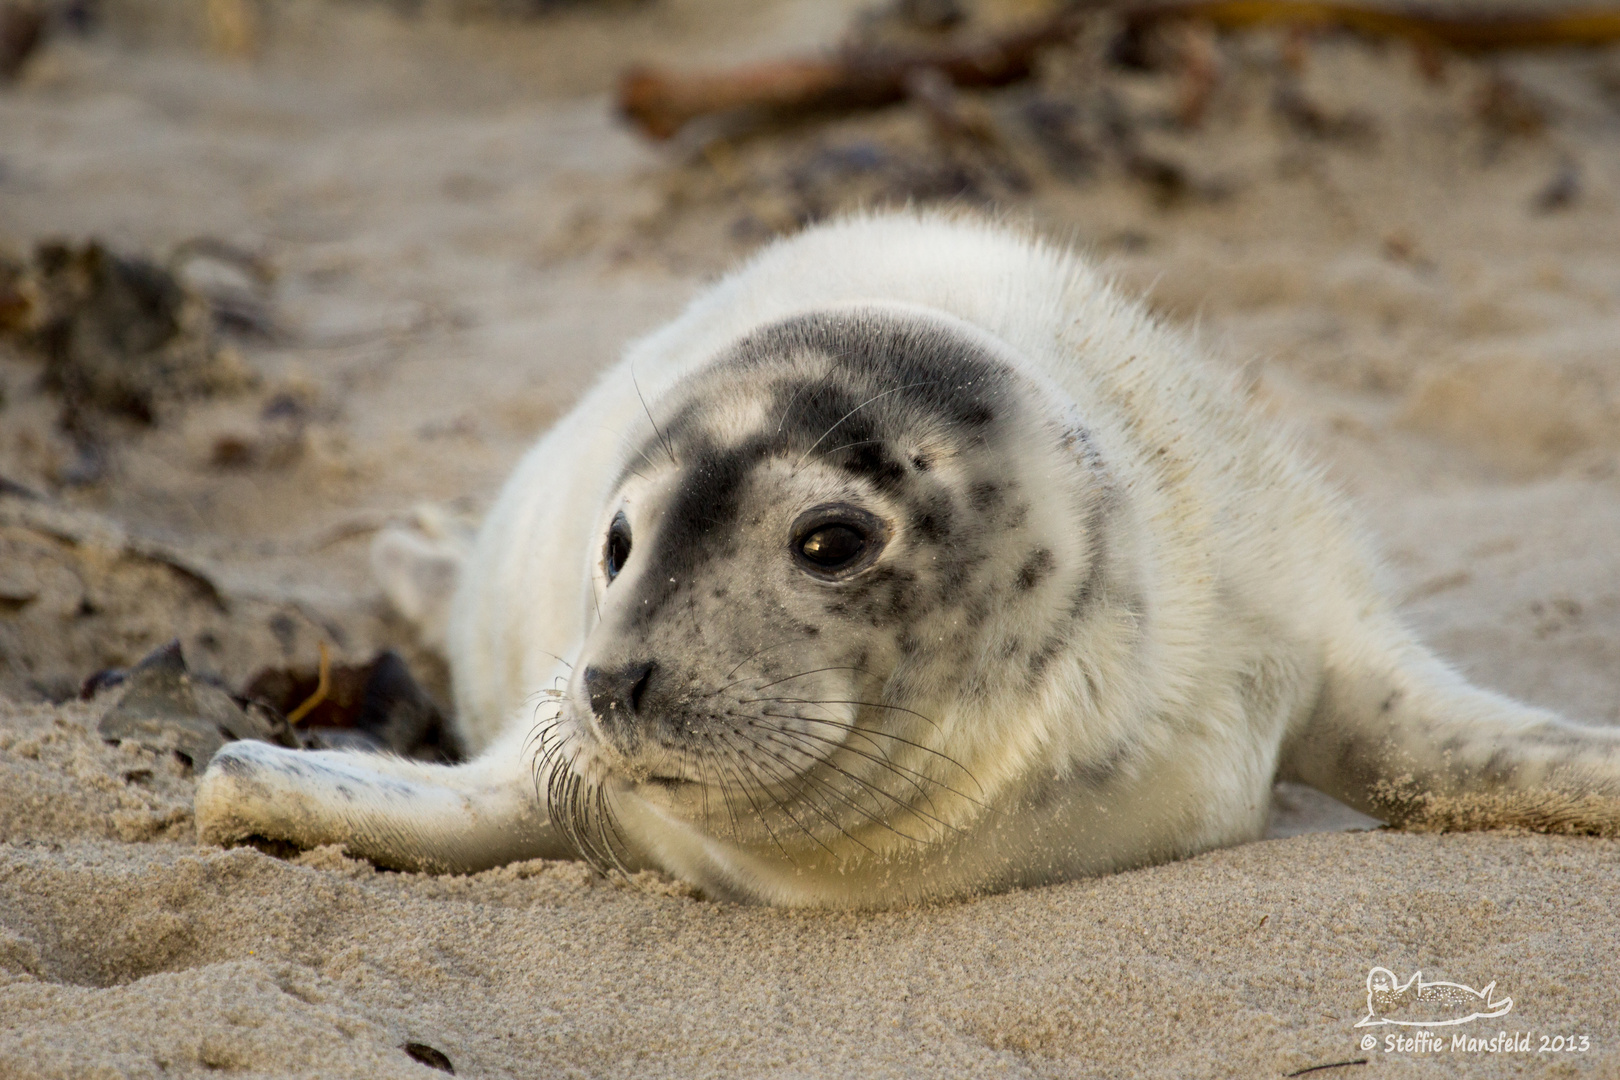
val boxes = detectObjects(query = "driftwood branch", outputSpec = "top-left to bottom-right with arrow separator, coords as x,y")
618,7 -> 1090,140
1127,0 -> 1620,49
617,1 -> 1620,140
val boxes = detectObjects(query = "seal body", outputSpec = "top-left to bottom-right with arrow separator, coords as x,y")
197,214 -> 1620,908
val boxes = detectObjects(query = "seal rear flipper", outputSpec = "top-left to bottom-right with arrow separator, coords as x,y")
370,507 -> 472,654
195,731 -> 576,873
1281,617 -> 1620,836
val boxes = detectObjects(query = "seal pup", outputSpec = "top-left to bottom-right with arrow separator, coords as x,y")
196,213 -> 1620,908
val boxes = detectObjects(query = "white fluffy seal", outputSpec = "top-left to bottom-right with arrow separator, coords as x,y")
196,214 -> 1620,908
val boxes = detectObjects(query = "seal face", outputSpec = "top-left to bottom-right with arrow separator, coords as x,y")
194,213 -> 1620,909
544,309 -> 1117,873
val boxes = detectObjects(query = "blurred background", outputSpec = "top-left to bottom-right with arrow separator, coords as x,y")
1,0 -> 1617,745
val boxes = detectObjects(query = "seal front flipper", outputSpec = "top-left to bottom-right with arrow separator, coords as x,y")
195,725 -> 577,873
1282,611 -> 1620,835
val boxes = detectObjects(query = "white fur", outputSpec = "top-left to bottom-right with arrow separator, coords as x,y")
197,214 -> 1620,908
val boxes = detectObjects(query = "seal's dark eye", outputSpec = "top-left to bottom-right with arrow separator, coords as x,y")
798,525 -> 865,569
790,504 -> 887,579
605,512 -> 631,582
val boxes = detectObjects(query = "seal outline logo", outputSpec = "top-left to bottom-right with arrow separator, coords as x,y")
1355,966 -> 1513,1028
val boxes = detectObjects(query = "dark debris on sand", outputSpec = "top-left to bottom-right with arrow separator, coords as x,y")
88,639 -> 460,771
0,238 -> 273,485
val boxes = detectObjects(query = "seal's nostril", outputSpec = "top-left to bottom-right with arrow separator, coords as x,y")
628,662 -> 655,714
584,660 -> 658,720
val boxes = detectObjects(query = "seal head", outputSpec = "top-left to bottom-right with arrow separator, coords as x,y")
540,306 -> 1127,887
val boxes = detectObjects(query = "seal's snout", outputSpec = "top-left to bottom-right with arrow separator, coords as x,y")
584,659 -> 659,739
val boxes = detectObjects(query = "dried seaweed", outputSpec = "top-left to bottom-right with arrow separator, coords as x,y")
243,650 -> 460,762
0,241 -> 253,425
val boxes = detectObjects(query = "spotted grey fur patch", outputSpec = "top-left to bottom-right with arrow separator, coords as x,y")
1016,548 -> 1056,592
615,311 -> 1022,628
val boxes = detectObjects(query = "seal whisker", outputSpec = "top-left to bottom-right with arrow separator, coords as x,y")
747,722 -> 957,841
753,707 -> 942,809
742,725 -> 939,846
774,380 -> 808,436
753,723 -> 984,833
548,747 -> 625,878
528,718 -> 566,813
762,705 -> 972,780
714,728 -> 846,859
596,422 -> 654,482
815,438 -> 887,461
751,703 -> 987,806
709,738 -> 801,862
522,708 -> 565,767
678,740 -> 709,823
521,685 -> 568,707
742,694 -> 945,733
593,783 -> 635,878
528,713 -> 567,782
726,730 -> 880,855
715,638 -> 806,686
631,365 -> 678,468
712,750 -> 750,845
747,667 -> 873,693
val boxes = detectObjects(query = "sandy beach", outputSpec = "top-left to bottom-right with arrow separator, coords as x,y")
2,0 -> 1617,1075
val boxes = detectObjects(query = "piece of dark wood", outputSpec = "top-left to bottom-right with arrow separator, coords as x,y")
616,1 -> 1620,141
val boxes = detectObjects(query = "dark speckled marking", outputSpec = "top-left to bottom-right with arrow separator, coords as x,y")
908,493 -> 955,545
1065,502 -> 1115,621
1073,740 -> 1132,788
833,441 -> 908,491
1016,548 -> 1055,592
1026,635 -> 1064,683
969,480 -> 1001,512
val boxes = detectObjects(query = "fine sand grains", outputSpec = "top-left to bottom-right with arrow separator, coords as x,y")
1,799 -> 1617,1076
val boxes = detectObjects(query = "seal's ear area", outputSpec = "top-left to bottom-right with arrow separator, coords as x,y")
1282,616 -> 1620,836
195,732 -> 573,872
370,505 -> 472,653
